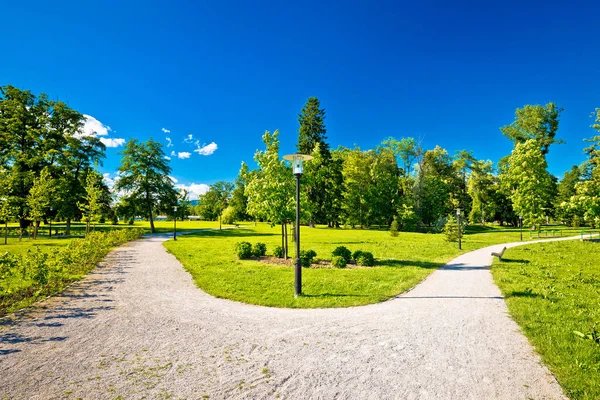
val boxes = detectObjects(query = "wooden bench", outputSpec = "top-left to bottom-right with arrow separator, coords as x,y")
491,247 -> 507,260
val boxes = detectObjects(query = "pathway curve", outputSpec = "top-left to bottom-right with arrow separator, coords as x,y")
0,234 -> 577,399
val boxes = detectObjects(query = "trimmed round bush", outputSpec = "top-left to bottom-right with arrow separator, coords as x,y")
331,255 -> 347,268
352,250 -> 364,261
356,251 -> 375,266
235,241 -> 253,259
252,242 -> 267,257
332,246 -> 352,263
299,249 -> 317,267
273,245 -> 284,258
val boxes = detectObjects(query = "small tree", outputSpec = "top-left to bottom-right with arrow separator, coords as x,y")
78,171 -> 103,234
390,216 -> 399,237
26,169 -> 55,240
443,214 -> 460,242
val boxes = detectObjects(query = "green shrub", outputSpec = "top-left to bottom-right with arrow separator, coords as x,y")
390,217 -> 399,237
331,256 -> 347,268
235,241 -> 253,259
0,227 -> 144,316
299,249 -> 317,267
273,245 -> 284,258
356,251 -> 375,266
352,250 -> 364,261
252,242 -> 267,257
332,246 -> 351,263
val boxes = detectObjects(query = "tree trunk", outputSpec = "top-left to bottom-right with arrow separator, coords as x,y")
149,210 -> 155,233
4,220 -> 7,244
66,218 -> 71,235
219,215 -> 222,230
33,221 -> 40,240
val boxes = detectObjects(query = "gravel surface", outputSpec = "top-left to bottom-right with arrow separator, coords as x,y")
0,234 -> 574,400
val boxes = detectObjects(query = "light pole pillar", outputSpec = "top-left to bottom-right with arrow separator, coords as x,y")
173,205 -> 178,241
519,216 -> 523,241
294,173 -> 301,297
457,208 -> 462,250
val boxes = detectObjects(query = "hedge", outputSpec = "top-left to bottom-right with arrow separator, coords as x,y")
0,228 -> 144,316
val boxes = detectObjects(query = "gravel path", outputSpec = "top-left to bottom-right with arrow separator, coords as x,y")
0,234 -> 576,400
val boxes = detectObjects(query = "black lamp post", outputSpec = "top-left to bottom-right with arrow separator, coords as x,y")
173,205 -> 178,241
283,153 -> 313,297
519,215 -> 523,241
456,208 -> 462,250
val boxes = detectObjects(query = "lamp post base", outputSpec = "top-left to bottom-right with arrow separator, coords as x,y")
294,257 -> 302,297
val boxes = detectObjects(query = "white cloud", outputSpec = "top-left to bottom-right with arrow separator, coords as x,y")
194,142 -> 218,156
82,114 -> 111,137
177,152 -> 191,159
175,183 -> 210,200
171,150 -> 176,157
166,137 -> 173,147
100,138 -> 126,148
164,156 -> 171,160
168,176 -> 178,183
162,128 -> 171,134
184,134 -> 194,144
102,173 -> 116,188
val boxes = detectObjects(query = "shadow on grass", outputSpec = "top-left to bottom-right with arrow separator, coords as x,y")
500,258 -> 531,264
505,290 -> 543,299
185,229 -> 278,238
301,293 -> 369,298
377,259 -> 441,269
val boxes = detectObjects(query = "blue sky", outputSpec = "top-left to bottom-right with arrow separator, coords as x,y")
2,0 -> 599,198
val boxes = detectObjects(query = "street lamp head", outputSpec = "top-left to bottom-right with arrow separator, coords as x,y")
456,208 -> 461,216
173,206 -> 178,212
283,153 -> 313,175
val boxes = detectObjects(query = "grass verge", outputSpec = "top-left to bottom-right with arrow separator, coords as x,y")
492,241 -> 600,400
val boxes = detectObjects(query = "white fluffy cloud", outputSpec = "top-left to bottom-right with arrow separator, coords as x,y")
175,183 -> 210,200
164,156 -> 171,160
168,176 -> 178,183
100,138 -> 126,148
177,152 -> 191,159
82,114 -> 111,136
194,142 -> 218,156
184,134 -> 194,144
171,150 -> 176,156
166,137 -> 173,147
162,128 -> 171,133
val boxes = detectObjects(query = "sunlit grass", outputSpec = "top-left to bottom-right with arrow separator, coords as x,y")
163,222 -> 579,308
492,241 -> 600,400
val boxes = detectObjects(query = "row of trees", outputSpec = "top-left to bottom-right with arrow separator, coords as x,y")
194,98 -> 600,243
0,85 -> 190,236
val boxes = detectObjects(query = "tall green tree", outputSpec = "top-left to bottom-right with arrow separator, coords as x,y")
297,97 -> 334,226
0,86 -> 50,231
568,109 -> 600,226
500,139 -> 554,227
555,166 -> 581,225
246,130 -> 297,256
500,102 -> 563,156
197,181 -> 233,229
115,138 -> 177,233
230,162 -> 251,222
297,97 -> 328,155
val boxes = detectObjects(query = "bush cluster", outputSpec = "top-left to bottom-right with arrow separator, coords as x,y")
299,249 -> 317,267
328,246 -> 375,267
235,241 -> 267,259
332,246 -> 352,263
273,245 -> 284,258
0,228 -> 144,316
331,256 -> 347,268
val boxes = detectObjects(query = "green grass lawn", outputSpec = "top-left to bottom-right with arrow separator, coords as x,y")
163,222 -> 581,309
492,241 -> 600,400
